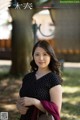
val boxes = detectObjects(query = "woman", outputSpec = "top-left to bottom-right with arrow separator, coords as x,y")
17,40 -> 63,120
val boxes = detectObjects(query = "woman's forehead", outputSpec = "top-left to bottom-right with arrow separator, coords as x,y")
34,47 -> 47,53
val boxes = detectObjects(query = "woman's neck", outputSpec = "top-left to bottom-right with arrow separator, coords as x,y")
35,68 -> 51,80
36,68 -> 51,75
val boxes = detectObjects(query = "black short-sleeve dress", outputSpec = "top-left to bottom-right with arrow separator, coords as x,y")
19,71 -> 61,120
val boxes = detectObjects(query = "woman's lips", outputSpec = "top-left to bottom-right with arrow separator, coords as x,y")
38,62 -> 45,64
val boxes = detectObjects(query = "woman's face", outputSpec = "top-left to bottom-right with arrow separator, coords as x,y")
33,47 -> 51,69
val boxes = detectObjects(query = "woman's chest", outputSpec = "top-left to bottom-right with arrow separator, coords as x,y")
20,79 -> 50,100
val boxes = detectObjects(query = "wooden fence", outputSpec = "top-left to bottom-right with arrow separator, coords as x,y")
0,39 -> 11,60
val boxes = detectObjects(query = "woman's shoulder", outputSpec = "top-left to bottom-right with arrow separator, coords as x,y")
22,72 -> 34,81
24,71 -> 34,77
49,72 -> 62,86
50,72 -> 59,78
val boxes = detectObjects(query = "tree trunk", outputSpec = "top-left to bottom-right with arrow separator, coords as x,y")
9,9 -> 34,76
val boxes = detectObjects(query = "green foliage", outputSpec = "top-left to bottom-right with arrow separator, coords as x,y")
36,0 -> 52,6
61,68 -> 80,120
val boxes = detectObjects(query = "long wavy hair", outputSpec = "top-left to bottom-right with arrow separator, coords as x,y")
30,40 -> 62,79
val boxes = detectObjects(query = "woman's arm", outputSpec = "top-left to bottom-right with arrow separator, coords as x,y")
49,85 -> 63,114
19,97 -> 46,112
18,85 -> 62,114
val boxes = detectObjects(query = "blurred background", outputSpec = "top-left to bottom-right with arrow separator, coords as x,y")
0,0 -> 80,120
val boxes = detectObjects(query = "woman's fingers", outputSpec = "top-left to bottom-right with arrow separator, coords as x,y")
17,97 -> 34,107
18,97 -> 34,106
16,101 -> 29,114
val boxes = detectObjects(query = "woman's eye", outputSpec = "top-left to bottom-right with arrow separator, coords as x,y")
34,53 -> 48,56
44,54 -> 47,56
35,53 -> 39,56
44,53 -> 48,56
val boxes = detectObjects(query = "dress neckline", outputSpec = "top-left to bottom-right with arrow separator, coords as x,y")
34,71 -> 52,81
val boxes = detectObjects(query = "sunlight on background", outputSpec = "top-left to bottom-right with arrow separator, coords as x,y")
63,86 -> 80,103
0,104 -> 17,111
63,86 -> 79,93
33,9 -> 55,40
0,0 -> 11,13
0,11 -> 12,39
0,0 -> 12,39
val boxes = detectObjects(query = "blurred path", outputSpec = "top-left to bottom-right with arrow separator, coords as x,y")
0,60 -> 12,73
64,62 -> 80,69
0,60 -> 12,66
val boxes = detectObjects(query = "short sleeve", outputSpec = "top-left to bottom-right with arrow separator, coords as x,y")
49,73 -> 61,88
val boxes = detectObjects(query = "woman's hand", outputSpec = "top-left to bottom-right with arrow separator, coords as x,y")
16,99 -> 29,114
18,97 -> 35,107
18,97 -> 46,113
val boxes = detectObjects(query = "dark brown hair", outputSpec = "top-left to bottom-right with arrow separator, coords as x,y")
30,40 -> 62,81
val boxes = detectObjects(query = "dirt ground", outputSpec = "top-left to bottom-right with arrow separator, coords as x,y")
0,60 -> 22,120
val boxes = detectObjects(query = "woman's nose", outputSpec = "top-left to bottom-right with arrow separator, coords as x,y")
39,55 -> 44,60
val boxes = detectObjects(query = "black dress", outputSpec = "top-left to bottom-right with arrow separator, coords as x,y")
19,71 -> 61,120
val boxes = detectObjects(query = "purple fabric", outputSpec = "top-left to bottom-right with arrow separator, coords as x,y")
31,100 -> 60,120
40,100 -> 60,120
31,107 -> 39,120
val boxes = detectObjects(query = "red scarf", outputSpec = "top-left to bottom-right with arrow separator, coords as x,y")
31,100 -> 60,120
